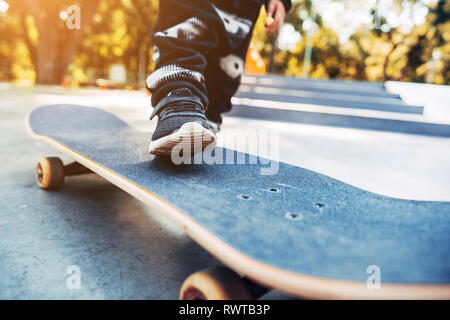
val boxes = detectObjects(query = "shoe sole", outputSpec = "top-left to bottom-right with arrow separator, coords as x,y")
149,122 -> 217,156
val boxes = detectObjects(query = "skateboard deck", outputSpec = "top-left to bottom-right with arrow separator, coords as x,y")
27,105 -> 450,299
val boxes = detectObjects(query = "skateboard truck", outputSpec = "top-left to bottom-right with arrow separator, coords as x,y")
35,157 -> 93,190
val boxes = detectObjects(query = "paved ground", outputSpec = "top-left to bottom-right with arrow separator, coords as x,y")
0,84 -> 449,299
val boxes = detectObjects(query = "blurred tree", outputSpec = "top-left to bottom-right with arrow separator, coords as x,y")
400,0 -> 449,84
74,0 -> 158,86
354,0 -> 449,83
0,8 -> 17,80
11,0 -> 100,84
0,0 -> 448,85
249,0 -> 449,84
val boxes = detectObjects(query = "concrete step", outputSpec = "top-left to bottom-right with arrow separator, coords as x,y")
239,80 -> 402,99
236,86 -> 423,115
242,74 -> 388,94
228,98 -> 450,137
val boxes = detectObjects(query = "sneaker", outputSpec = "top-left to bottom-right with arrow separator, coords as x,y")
149,88 -> 217,156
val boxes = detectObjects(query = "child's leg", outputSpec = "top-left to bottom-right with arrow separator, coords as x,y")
146,0 -> 226,155
204,0 -> 264,126
147,0 -> 226,109
146,0 -> 263,155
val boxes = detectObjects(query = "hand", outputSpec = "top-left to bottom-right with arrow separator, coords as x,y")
265,0 -> 286,31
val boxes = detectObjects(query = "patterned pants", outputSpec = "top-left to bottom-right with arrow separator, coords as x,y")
146,0 -> 264,123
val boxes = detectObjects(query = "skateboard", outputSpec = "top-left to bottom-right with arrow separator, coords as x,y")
27,104 -> 450,299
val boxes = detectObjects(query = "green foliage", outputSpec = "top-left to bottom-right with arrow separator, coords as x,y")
251,0 -> 449,84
